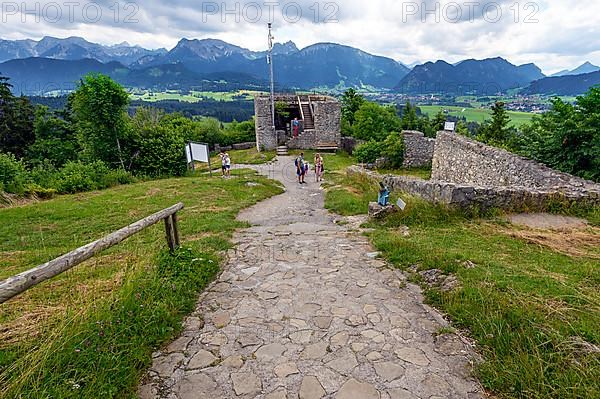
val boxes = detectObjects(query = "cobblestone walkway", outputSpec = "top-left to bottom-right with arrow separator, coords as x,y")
140,157 -> 484,399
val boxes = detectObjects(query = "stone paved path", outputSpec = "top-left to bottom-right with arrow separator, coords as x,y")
140,157 -> 484,399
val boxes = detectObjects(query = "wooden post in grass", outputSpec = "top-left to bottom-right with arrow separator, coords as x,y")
172,213 -> 181,247
0,203 -> 184,304
164,215 -> 175,253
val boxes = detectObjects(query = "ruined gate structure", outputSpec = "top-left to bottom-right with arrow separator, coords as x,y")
254,94 -> 341,151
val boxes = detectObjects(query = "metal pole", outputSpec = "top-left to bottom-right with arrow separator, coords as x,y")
188,142 -> 196,172
268,23 -> 275,131
205,142 -> 213,177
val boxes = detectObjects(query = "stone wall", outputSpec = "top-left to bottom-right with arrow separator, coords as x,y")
254,94 -> 341,151
432,132 -> 596,189
254,96 -> 277,151
348,167 -> 600,212
402,131 -> 435,168
312,101 -> 342,145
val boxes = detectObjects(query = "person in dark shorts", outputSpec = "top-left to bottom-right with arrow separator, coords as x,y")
295,153 -> 306,184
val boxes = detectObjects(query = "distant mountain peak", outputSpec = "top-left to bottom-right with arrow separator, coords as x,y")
551,61 -> 600,77
272,41 -> 298,55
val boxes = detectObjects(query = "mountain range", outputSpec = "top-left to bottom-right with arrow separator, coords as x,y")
396,58 -> 544,94
551,62 -> 600,77
524,71 -> 600,95
0,36 -> 598,96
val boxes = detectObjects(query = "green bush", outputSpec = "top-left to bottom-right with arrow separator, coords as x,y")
23,184 -> 57,199
29,160 -> 60,189
56,161 -> 109,194
100,168 -> 136,188
0,153 -> 29,194
354,140 -> 383,163
381,131 -> 405,168
133,125 -> 187,177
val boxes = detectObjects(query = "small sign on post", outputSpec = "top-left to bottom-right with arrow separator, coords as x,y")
186,142 -> 212,176
444,122 -> 456,132
396,198 -> 407,211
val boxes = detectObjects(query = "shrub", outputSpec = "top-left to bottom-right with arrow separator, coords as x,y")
23,184 -> 57,199
0,152 -> 29,194
29,160 -> 60,189
381,131 -> 405,168
100,168 -> 136,188
133,125 -> 187,177
56,160 -> 109,194
354,140 -> 383,163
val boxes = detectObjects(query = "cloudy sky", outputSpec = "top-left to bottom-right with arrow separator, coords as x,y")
1,0 -> 599,74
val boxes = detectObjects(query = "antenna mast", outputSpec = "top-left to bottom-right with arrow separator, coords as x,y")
267,23 -> 275,130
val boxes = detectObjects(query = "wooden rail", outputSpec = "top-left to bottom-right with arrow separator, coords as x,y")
0,203 -> 184,304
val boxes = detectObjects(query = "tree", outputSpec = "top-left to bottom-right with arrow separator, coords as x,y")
26,106 -> 79,167
0,75 -> 35,158
353,102 -> 401,141
381,132 -> 405,168
400,101 -> 418,130
477,101 -> 514,146
71,74 -> 131,169
431,110 -> 447,133
519,87 -> 600,181
341,88 -> 365,126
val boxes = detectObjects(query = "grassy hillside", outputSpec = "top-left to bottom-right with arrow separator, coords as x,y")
419,105 -> 535,127
0,170 -> 283,398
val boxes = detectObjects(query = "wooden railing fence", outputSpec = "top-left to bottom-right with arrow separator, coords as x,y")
0,203 -> 184,304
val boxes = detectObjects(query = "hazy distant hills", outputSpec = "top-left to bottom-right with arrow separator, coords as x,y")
551,62 -> 600,77
0,36 -> 167,65
396,57 -> 545,94
0,57 -> 267,94
1,57 -> 128,93
0,36 -> 598,95
524,70 -> 600,95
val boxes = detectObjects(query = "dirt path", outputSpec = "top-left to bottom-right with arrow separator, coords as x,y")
140,157 -> 484,399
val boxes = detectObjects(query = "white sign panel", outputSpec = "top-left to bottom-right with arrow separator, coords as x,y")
396,198 -> 407,211
444,122 -> 456,131
186,142 -> 210,164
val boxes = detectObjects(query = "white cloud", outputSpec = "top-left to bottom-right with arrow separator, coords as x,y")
0,0 -> 598,73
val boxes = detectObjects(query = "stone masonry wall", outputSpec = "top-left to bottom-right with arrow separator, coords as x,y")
254,96 -> 277,151
432,132 -> 597,189
312,101 -> 342,146
402,131 -> 435,168
348,167 -> 600,212
255,95 -> 341,151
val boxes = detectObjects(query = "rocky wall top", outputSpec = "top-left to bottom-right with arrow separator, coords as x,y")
431,132 -> 599,190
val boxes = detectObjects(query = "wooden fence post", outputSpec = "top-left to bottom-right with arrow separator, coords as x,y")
164,216 -> 175,252
172,213 -> 181,247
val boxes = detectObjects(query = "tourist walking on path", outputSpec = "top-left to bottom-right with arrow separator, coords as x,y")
295,153 -> 306,184
314,153 -> 324,182
220,151 -> 231,178
292,117 -> 300,138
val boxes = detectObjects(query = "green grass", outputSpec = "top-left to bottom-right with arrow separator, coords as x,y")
215,148 -> 276,166
190,148 -> 276,173
325,171 -> 600,398
376,167 -> 432,180
0,170 -> 283,397
129,90 -> 265,103
419,105 -> 535,128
